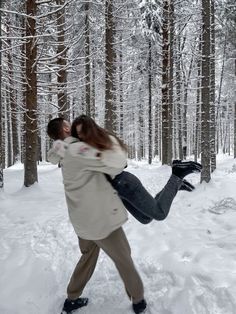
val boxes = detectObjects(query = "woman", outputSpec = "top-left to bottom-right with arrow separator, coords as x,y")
70,115 -> 202,224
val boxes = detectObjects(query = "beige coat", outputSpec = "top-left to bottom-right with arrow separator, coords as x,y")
48,136 -> 128,240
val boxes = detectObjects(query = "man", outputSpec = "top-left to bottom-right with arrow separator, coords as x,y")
47,118 -> 147,314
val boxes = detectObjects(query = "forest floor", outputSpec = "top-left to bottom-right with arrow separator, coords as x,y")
1,155 -> 236,314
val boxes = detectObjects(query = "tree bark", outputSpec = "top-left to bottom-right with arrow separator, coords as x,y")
85,2 -> 91,116
0,1 -> 4,189
56,0 -> 69,119
194,38 -> 202,162
104,0 -> 116,133
201,0 -> 211,183
210,0 -> 216,171
148,39 -> 153,164
234,60 -> 236,158
6,22 -> 19,164
161,0 -> 170,165
24,0 -> 38,187
168,0 -> 174,163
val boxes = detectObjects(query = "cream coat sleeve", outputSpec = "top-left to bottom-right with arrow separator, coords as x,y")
68,136 -> 127,176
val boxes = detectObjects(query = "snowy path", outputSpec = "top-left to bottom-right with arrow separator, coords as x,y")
0,157 -> 236,314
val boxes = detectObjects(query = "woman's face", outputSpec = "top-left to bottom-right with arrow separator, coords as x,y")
76,124 -> 84,140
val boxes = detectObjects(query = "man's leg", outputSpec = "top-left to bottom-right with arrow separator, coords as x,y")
95,227 -> 144,304
67,237 -> 100,300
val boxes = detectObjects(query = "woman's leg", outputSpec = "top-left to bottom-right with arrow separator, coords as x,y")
110,171 -> 182,221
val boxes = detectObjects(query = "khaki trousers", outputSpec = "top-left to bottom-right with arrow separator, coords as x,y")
67,227 -> 144,303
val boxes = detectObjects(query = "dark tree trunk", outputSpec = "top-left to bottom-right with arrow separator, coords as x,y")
148,39 -> 153,165
104,0 -> 116,133
201,0 -> 211,183
168,0 -> 174,163
210,0 -> 216,171
161,0 -> 170,165
85,2 -> 91,116
24,0 -> 38,187
56,0 -> 69,120
0,1 -> 4,189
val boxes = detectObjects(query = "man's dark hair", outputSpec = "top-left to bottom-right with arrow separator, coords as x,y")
47,117 -> 64,140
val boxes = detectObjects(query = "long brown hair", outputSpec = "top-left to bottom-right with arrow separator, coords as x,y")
71,115 -> 127,151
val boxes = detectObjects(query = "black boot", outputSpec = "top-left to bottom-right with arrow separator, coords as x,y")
61,297 -> 88,314
132,299 -> 147,314
179,179 -> 195,192
172,160 -> 202,179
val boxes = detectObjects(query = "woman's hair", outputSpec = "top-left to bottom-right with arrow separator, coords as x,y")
71,115 -> 127,151
47,117 -> 64,140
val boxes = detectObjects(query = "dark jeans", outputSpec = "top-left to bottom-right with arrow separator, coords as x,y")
106,171 -> 182,224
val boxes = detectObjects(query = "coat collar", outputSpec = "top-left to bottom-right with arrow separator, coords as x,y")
64,136 -> 79,144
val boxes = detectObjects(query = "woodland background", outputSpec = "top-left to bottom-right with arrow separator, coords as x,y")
0,0 -> 235,187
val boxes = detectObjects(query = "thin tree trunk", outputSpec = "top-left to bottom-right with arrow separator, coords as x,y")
7,102 -> 12,167
176,33 -> 183,160
119,34 -> 124,139
91,59 -> 96,119
148,39 -> 152,164
6,22 -> 19,164
161,0 -> 170,165
194,39 -> 202,162
216,34 -> 227,153
234,100 -> 236,158
201,0 -> 211,183
85,2 -> 91,116
234,59 -> 236,158
24,0 -> 38,187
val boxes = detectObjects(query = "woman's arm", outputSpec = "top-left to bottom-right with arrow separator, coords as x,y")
69,136 -> 127,175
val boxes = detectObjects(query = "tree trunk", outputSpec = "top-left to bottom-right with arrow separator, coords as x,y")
210,0 -> 216,171
0,1 -> 4,189
176,32 -> 183,160
91,59 -> 96,119
194,39 -> 202,162
56,0 -> 69,119
216,34 -> 227,153
104,0 -> 116,133
201,0 -> 211,183
234,59 -> 236,158
234,100 -> 236,158
161,0 -> 170,165
24,0 -> 38,187
148,39 -> 152,164
6,22 -> 19,164
119,34 -> 124,139
85,2 -> 91,116
168,0 -> 174,163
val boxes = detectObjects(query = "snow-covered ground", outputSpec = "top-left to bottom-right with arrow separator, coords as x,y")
1,156 -> 236,314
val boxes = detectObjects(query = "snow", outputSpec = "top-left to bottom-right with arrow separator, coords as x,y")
0,156 -> 236,314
